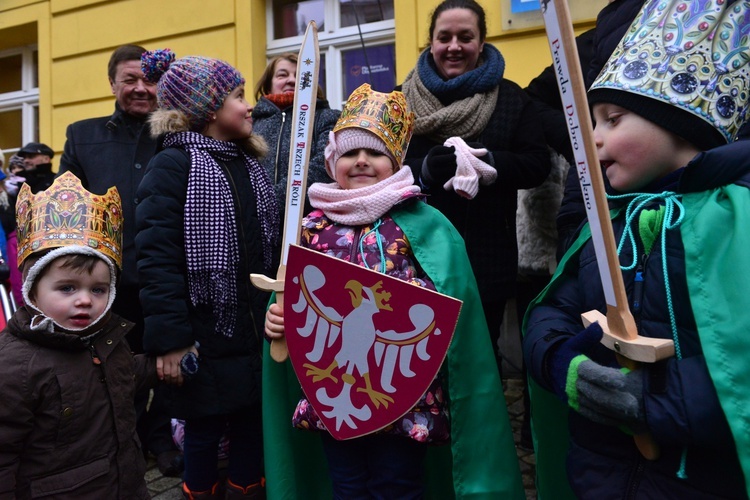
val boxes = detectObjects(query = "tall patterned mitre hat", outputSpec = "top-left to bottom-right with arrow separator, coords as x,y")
333,83 -> 415,164
589,0 -> 750,150
15,171 -> 123,269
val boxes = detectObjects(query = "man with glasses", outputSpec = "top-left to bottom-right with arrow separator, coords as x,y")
58,44 -> 182,478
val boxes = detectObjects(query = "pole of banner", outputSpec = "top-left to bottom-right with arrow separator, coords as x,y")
250,21 -> 320,363
540,0 -> 673,460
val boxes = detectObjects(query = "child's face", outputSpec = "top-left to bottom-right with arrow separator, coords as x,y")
593,103 -> 699,192
31,259 -> 111,331
335,148 -> 395,189
212,85 -> 254,141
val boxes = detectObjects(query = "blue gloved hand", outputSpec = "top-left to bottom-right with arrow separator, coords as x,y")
548,321 -> 605,399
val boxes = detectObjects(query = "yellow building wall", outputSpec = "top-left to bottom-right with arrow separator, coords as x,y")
1,0 -> 595,168
46,0 -> 267,164
1,0 -> 267,166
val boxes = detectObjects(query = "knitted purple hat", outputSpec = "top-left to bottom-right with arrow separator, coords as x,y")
8,154 -> 25,171
141,49 -> 244,130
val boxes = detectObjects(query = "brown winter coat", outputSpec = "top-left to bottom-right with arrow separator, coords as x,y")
0,307 -> 157,499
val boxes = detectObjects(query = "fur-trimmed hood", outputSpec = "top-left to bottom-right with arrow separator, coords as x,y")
148,108 -> 268,159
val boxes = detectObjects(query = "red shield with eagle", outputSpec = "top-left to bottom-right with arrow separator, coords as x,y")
284,244 -> 462,440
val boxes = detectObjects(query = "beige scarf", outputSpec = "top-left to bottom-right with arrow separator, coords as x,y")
401,67 -> 498,143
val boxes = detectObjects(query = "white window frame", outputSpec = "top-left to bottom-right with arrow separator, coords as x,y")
265,0 -> 395,110
0,45 -> 39,152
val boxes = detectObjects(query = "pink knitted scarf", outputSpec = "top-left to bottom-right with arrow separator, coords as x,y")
307,167 -> 421,225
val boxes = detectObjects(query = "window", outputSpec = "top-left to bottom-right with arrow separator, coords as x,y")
273,0 -> 326,38
0,45 -> 39,156
339,0 -> 394,28
267,0 -> 395,109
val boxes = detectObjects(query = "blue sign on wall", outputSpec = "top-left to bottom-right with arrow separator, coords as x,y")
342,44 -> 396,98
511,0 -> 540,13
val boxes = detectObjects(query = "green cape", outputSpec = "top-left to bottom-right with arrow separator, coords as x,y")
263,200 -> 524,499
524,185 -> 750,499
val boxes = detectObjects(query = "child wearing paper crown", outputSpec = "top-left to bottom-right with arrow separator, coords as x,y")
263,83 -> 523,499
523,1 -> 750,498
136,49 -> 279,498
0,172 -> 157,498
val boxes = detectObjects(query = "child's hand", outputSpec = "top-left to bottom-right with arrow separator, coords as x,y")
156,344 -> 199,387
549,322 -> 605,399
265,303 -> 285,340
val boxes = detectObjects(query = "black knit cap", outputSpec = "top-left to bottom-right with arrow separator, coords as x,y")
588,88 -> 727,152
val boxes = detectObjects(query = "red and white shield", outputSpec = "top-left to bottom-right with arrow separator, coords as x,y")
284,244 -> 461,440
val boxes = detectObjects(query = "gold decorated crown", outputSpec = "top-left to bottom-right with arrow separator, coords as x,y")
333,83 -> 415,162
590,0 -> 750,143
16,171 -> 123,268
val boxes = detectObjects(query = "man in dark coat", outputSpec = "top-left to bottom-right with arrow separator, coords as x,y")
57,44 -> 181,476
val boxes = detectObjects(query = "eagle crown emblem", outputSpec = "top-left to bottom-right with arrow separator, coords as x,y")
345,279 -> 393,312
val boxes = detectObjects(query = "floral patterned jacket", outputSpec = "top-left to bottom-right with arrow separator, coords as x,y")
291,207 -> 450,444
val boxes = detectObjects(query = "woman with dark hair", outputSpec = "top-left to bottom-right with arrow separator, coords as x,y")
399,0 -> 551,373
252,53 -> 340,219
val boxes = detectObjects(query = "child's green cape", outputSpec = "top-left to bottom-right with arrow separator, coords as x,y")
262,200 -> 524,499
523,184 -> 750,499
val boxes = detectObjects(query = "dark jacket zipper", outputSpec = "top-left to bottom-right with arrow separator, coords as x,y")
86,343 -> 108,383
350,225 -> 365,266
218,159 -> 261,344
633,262 -> 644,315
631,232 -> 649,332
626,457 -> 646,499
626,236 -> 650,498
350,223 -> 380,270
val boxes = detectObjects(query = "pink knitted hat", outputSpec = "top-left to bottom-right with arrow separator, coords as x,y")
324,128 -> 397,181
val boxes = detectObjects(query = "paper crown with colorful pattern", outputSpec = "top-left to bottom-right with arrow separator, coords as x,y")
333,84 -> 415,163
589,0 -> 750,148
15,171 -> 123,268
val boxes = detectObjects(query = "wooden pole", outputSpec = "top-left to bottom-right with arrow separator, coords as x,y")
541,0 -> 672,460
250,22 -> 320,362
